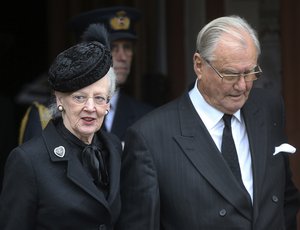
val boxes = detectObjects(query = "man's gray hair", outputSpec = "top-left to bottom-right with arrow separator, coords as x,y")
196,15 -> 261,62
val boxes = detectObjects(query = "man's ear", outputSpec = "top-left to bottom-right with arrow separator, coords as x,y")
193,52 -> 203,77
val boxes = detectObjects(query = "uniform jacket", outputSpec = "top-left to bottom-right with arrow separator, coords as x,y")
0,120 -> 122,230
116,87 -> 300,230
110,90 -> 154,142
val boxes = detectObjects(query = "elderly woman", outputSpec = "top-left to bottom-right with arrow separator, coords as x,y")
0,25 -> 122,230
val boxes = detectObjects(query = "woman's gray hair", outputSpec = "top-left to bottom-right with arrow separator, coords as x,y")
48,66 -> 117,118
196,15 -> 261,62
107,67 -> 117,98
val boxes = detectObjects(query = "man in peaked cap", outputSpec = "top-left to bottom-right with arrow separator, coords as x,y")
68,6 -> 154,142
69,6 -> 141,42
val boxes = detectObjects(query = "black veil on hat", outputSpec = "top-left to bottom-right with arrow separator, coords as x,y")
48,24 -> 112,93
68,6 -> 141,42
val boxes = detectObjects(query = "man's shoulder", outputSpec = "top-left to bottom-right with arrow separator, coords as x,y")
247,87 -> 284,115
118,92 -> 154,113
249,87 -> 282,102
131,94 -> 185,123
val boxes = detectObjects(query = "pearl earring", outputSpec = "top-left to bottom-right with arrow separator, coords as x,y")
58,105 -> 64,112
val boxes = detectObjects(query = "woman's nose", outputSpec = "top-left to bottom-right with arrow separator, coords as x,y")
84,98 -> 96,110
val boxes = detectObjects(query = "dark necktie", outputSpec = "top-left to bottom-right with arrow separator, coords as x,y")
221,114 -> 244,187
81,145 -> 109,188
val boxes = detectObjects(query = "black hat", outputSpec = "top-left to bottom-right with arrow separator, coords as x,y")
48,40 -> 112,92
68,6 -> 141,42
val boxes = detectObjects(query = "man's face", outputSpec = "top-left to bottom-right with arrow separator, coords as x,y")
193,32 -> 258,114
111,40 -> 134,86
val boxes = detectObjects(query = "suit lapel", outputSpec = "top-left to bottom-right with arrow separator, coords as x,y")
42,121 -> 110,209
242,95 -> 268,222
111,94 -> 129,138
174,94 -> 252,220
67,156 -> 110,208
111,93 -> 135,139
99,132 -> 121,204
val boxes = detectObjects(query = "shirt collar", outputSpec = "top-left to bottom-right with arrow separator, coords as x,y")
109,88 -> 120,110
189,80 -> 242,129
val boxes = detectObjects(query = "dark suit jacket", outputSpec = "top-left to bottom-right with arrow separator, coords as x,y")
116,87 -> 300,230
110,90 -> 154,141
0,120 -> 122,230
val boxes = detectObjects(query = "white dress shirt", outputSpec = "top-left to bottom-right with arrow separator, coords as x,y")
105,89 -> 119,132
189,80 -> 253,201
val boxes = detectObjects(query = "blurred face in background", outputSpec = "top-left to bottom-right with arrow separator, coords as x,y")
111,39 -> 134,86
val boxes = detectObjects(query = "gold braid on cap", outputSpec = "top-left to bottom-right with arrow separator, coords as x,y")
110,11 -> 130,30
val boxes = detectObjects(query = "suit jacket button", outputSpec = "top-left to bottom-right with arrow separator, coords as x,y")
219,209 -> 227,216
272,195 -> 279,203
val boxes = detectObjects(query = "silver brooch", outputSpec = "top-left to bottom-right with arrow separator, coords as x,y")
54,146 -> 65,158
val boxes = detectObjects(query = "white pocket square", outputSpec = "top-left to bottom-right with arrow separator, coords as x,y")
273,143 -> 296,156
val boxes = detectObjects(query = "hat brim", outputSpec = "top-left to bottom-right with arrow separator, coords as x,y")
110,32 -> 137,42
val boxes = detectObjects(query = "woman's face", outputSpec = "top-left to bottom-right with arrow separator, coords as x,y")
56,75 -> 110,144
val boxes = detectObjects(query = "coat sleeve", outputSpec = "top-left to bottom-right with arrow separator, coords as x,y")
0,147 -> 38,230
283,153 -> 300,230
115,126 -> 160,230
271,91 -> 300,229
